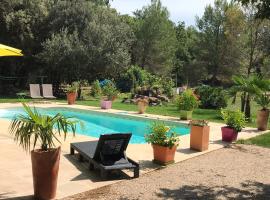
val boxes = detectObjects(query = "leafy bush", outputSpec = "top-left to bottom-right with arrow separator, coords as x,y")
195,85 -> 227,109
90,80 -> 102,97
145,122 -> 179,148
102,81 -> 118,101
221,109 -> 246,132
177,89 -> 199,111
117,65 -> 175,97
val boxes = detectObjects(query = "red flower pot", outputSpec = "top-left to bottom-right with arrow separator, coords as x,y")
31,147 -> 61,200
221,126 -> 238,142
100,100 -> 112,109
67,92 -> 76,105
152,144 -> 177,165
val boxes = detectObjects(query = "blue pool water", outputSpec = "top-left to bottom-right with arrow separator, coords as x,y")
0,107 -> 190,144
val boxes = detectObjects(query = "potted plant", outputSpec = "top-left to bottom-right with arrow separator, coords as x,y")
255,93 -> 270,131
189,120 -> 210,151
137,97 -> 149,114
100,82 -> 118,109
220,109 -> 246,142
9,103 -> 78,200
66,84 -> 77,105
145,122 -> 179,165
177,89 -> 199,120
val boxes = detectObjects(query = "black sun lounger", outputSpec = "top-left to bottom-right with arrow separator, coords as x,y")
70,133 -> 139,180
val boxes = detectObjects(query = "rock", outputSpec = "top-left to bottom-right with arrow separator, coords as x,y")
158,95 -> 170,102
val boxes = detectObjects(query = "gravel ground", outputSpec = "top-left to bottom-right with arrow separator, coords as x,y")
63,145 -> 270,200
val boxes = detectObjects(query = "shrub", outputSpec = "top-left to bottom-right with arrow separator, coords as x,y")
221,109 -> 246,132
195,85 -> 227,109
102,81 -> 118,101
90,80 -> 102,97
176,89 -> 199,111
145,122 -> 179,148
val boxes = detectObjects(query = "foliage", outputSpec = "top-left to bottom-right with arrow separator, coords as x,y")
117,65 -> 174,97
145,122 -> 179,148
9,103 -> 78,152
189,120 -> 209,127
132,0 -> 177,75
255,94 -> 270,110
238,0 -> 270,19
195,85 -> 228,109
221,109 -> 246,132
102,81 -> 118,101
196,0 -> 245,85
90,80 -> 102,97
177,89 -> 199,111
65,83 -> 77,93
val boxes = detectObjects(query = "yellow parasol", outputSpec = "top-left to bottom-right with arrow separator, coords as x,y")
0,44 -> 23,57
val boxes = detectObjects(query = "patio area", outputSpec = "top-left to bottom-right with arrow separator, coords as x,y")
0,102 -> 268,199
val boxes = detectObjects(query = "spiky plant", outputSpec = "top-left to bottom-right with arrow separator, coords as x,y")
9,103 -> 78,152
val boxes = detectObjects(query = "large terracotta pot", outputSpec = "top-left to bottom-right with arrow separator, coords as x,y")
152,144 -> 177,165
67,92 -> 76,105
180,110 -> 193,120
31,147 -> 61,200
190,125 -> 210,151
221,126 -> 238,142
101,100 -> 112,109
257,109 -> 269,131
137,101 -> 148,114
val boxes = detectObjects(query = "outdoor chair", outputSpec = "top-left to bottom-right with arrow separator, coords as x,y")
29,84 -> 43,99
42,84 -> 56,99
70,133 -> 139,180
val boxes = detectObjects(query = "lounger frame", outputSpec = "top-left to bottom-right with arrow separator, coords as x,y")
70,134 -> 139,180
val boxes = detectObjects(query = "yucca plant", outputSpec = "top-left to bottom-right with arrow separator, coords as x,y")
9,103 -> 78,152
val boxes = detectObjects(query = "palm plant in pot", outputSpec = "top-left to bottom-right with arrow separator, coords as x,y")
66,84 -> 77,105
253,78 -> 270,131
220,109 -> 246,142
177,89 -> 199,120
101,82 -> 118,109
9,103 -> 78,200
189,120 -> 210,151
255,93 -> 270,131
145,122 -> 179,165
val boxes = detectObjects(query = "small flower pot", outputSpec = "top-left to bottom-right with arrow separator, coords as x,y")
137,101 -> 148,114
190,125 -> 210,151
180,110 -> 193,120
152,144 -> 177,165
221,126 -> 238,142
101,100 -> 112,109
31,147 -> 61,200
256,109 -> 269,131
66,92 -> 77,105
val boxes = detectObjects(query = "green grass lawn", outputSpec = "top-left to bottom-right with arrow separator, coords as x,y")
237,132 -> 270,148
0,94 -> 264,128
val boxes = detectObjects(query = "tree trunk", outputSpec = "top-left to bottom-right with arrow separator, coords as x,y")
241,93 -> 246,113
244,94 -> 251,120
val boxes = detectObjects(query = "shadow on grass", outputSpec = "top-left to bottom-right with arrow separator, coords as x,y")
156,181 -> 270,200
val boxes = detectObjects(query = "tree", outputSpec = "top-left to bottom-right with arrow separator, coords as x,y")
132,0 -> 177,75
38,0 -> 134,84
173,23 -> 203,86
237,0 -> 270,19
196,0 -> 245,85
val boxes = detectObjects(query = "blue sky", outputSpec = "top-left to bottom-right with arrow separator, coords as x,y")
110,0 -> 215,26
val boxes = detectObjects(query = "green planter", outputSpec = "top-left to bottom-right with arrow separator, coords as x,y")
180,110 -> 193,120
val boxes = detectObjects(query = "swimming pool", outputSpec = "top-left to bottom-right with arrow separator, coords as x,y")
0,107 -> 190,144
